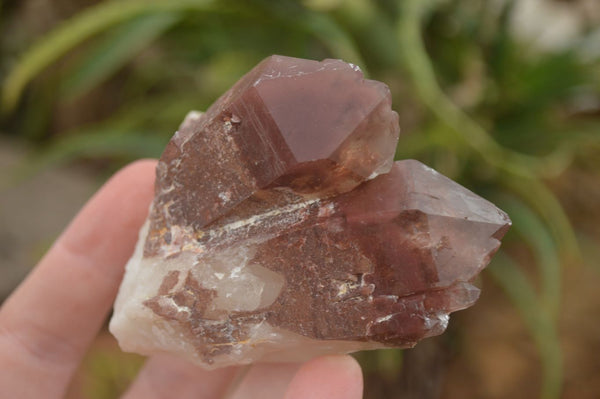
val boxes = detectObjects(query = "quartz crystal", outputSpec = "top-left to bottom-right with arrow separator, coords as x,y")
110,55 -> 511,369
149,55 -> 399,232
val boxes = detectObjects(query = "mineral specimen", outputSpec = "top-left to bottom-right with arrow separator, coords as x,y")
110,55 -> 511,369
149,55 -> 399,232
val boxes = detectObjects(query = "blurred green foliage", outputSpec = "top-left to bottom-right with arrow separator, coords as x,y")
80,348 -> 144,399
2,0 -> 599,398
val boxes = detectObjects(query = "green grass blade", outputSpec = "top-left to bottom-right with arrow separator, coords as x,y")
488,252 -> 563,399
498,196 -> 562,320
503,176 -> 580,263
11,129 -> 167,182
2,0 -> 216,113
61,13 -> 181,99
396,0 -> 575,179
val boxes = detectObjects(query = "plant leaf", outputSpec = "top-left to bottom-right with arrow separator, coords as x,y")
61,13 -> 181,99
396,0 -> 575,179
497,195 -> 562,320
1,0 -> 217,113
503,175 -> 580,263
11,129 -> 167,182
488,252 -> 563,399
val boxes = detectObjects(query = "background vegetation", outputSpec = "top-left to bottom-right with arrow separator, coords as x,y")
1,0 -> 599,398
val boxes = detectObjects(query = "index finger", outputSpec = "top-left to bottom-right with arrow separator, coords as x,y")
0,160 -> 157,399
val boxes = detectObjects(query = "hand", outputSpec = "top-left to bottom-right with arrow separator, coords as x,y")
0,160 -> 363,399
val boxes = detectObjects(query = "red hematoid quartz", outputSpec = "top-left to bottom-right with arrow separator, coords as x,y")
110,55 -> 511,369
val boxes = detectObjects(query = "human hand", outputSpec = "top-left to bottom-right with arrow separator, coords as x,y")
0,160 -> 363,398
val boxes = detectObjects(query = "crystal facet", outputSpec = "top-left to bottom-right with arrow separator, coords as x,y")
148,55 -> 399,235
110,55 -> 510,369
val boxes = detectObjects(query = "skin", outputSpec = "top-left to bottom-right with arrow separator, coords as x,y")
0,160 -> 363,399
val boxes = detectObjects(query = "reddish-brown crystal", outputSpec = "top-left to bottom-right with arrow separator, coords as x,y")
137,160 -> 509,361
110,55 -> 510,369
150,55 -> 399,235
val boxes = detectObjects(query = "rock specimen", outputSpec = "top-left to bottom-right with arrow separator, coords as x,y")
110,55 -> 511,369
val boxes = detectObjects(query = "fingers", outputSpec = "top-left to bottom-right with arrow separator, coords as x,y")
284,355 -> 363,399
122,354 -> 239,399
125,355 -> 362,399
228,363 -> 302,399
0,160 -> 157,399
0,158 -> 365,399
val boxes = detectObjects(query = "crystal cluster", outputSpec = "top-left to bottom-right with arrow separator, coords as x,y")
110,55 -> 511,369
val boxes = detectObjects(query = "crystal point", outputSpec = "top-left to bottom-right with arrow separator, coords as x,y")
151,55 -> 399,233
110,56 -> 510,369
